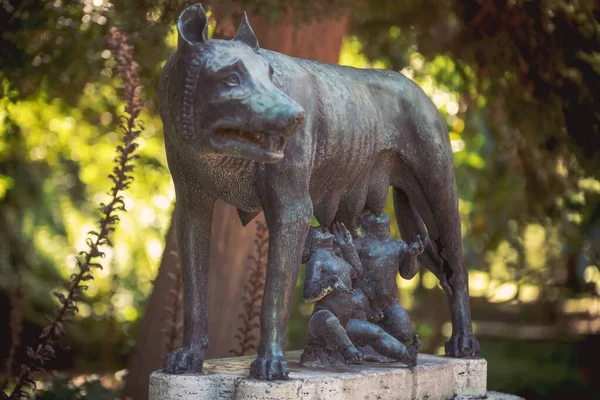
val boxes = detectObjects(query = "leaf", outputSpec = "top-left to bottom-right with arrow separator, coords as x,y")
26,347 -> 36,360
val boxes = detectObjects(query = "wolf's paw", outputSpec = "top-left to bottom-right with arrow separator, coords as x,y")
445,333 -> 480,357
163,345 -> 205,374
249,353 -> 289,380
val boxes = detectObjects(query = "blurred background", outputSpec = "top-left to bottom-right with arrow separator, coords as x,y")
1,0 -> 599,399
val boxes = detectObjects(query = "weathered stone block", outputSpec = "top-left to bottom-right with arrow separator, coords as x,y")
149,351 -> 490,399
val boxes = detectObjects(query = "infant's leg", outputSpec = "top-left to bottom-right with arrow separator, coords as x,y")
308,309 -> 363,364
346,319 -> 419,367
379,301 -> 412,342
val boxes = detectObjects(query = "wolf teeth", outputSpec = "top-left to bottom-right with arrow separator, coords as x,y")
215,128 -> 285,152
268,136 -> 280,151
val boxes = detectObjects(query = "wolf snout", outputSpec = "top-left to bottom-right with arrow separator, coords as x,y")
285,105 -> 305,135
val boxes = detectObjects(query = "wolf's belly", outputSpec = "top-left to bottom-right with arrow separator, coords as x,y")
310,150 -> 396,228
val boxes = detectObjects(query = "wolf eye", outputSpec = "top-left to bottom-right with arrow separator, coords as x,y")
223,73 -> 240,86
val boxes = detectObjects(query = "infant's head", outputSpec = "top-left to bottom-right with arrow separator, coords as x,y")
302,227 -> 334,262
361,211 -> 390,236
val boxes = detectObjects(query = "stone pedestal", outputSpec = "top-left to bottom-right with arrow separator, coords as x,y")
149,351 -> 518,400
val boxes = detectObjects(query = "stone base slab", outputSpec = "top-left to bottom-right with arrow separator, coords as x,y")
149,350 -> 494,399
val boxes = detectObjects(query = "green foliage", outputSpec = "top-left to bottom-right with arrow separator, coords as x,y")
480,339 -> 597,399
347,0 -> 600,294
0,1 -> 174,371
155,0 -> 351,24
353,0 -> 600,160
35,376 -> 120,400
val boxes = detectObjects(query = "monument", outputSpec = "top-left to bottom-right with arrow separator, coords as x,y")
154,2 -> 492,397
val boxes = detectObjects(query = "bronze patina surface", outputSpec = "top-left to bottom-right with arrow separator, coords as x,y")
159,3 -> 479,380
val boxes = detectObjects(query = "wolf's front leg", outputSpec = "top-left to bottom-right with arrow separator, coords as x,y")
250,196 -> 312,380
164,197 -> 214,374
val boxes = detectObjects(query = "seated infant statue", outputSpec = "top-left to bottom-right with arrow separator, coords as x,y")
354,211 -> 427,344
300,221 -> 420,368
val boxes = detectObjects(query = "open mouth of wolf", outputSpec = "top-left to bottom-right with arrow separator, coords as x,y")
210,128 -> 288,163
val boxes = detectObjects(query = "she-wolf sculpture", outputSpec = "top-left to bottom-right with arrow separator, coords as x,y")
158,3 -> 480,380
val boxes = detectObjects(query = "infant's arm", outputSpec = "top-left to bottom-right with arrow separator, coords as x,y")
332,221 -> 363,277
304,258 -> 352,302
304,260 -> 332,302
397,235 -> 427,280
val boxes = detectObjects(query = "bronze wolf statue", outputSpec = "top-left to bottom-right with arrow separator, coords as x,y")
158,3 -> 479,380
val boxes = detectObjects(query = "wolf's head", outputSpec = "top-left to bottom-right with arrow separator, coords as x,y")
169,4 -> 305,163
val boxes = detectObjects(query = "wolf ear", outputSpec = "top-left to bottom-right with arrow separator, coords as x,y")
234,12 -> 259,51
177,3 -> 209,49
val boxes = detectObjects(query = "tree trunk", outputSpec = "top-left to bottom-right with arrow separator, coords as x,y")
215,10 -> 349,64
123,10 -> 348,400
